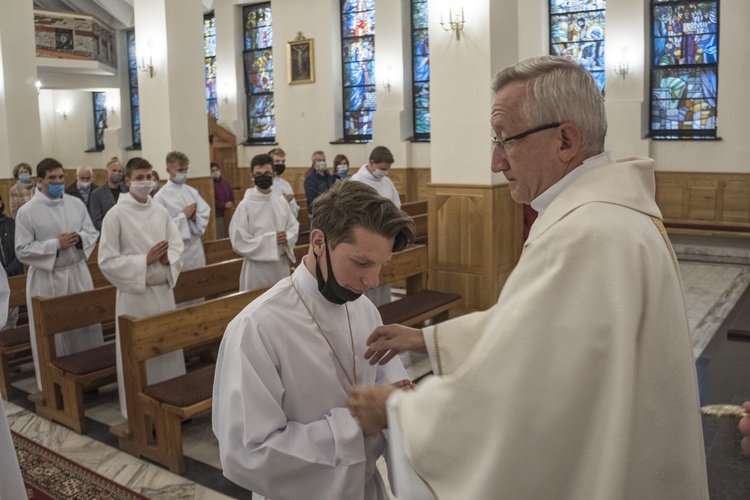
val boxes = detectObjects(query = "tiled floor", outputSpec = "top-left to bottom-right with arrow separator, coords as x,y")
4,259 -> 750,499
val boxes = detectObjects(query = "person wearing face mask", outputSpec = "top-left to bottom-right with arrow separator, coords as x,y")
9,162 -> 35,217
213,180 -> 415,500
0,194 -> 23,329
268,147 -> 300,218
153,151 -> 211,273
98,157 -> 186,419
211,162 -> 235,239
228,154 -> 298,292
333,154 -> 351,180
64,166 -> 99,209
350,146 -> 402,306
90,157 -> 129,231
303,150 -> 336,216
15,158 -> 103,392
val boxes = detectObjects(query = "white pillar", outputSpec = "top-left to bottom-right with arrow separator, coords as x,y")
133,0 -> 210,174
0,1 -> 43,176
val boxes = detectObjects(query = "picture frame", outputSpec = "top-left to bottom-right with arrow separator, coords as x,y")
287,33 -> 315,85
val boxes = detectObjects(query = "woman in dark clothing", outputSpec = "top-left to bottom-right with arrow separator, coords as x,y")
0,195 -> 23,328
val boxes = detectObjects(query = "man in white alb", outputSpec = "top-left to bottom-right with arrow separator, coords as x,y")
229,154 -> 299,292
349,56 -> 709,499
213,181 -> 415,499
153,151 -> 211,271
268,147 -> 300,218
98,157 -> 186,419
15,158 -> 103,391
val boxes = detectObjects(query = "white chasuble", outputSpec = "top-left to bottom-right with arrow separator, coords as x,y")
271,176 -> 300,218
229,188 -> 299,292
15,190 -> 103,391
153,180 -> 210,270
98,194 -> 186,419
388,157 -> 709,500
213,262 -> 408,500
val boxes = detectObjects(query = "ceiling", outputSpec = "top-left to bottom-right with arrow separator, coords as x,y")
33,0 -> 214,30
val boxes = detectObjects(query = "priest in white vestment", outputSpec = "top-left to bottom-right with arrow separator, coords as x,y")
15,158 -> 103,391
213,181 -> 416,500
153,151 -> 210,271
229,154 -> 299,292
349,56 -> 709,500
99,158 -> 186,419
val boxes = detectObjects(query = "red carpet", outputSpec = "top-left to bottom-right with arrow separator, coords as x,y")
12,431 -> 148,499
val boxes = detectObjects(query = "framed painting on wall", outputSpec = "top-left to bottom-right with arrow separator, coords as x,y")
287,32 -> 315,85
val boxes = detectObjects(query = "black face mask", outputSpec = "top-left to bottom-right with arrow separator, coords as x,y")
274,164 -> 286,176
315,239 -> 362,305
254,175 -> 273,190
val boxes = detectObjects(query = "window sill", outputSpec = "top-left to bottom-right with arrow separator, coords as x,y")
648,135 -> 721,141
329,138 -> 371,144
242,140 -> 278,147
125,144 -> 142,151
84,147 -> 105,153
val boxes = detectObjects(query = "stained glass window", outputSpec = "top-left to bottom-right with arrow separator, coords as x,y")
92,91 -> 107,150
126,29 -> 140,147
243,3 -> 275,143
549,0 -> 606,95
204,12 -> 218,119
341,0 -> 375,142
649,1 -> 719,139
411,0 -> 430,140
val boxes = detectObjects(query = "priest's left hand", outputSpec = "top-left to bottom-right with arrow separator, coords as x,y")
348,385 -> 395,436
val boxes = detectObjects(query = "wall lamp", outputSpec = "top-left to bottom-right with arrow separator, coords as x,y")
57,105 -> 69,120
138,39 -> 155,78
614,46 -> 629,79
35,80 -> 42,95
380,65 -> 392,93
440,7 -> 465,41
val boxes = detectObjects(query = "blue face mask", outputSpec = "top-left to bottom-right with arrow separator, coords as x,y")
173,173 -> 188,184
153,181 -> 159,192
46,182 -> 65,198
18,173 -> 31,183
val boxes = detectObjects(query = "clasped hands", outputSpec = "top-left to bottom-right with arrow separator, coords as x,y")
146,240 -> 170,265
347,324 -> 426,436
58,232 -> 81,249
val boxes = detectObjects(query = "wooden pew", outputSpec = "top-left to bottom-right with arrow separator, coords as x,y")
0,275 -> 32,400
28,258 -> 244,434
203,237 -> 240,265
113,288 -> 267,474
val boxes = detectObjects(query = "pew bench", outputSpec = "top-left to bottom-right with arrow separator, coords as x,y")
112,288 -> 267,474
28,258 -> 244,434
0,274 -> 33,400
664,221 -> 750,239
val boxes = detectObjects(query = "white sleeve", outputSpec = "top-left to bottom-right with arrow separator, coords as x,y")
229,202 -> 282,261
14,206 -> 59,272
98,212 -> 148,293
187,189 -> 211,237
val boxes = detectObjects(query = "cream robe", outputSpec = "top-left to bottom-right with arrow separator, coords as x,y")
15,190 -> 103,391
387,157 -> 708,499
98,194 -> 186,419
271,176 -> 300,218
229,188 -> 299,292
153,180 -> 210,270
213,262 -> 408,500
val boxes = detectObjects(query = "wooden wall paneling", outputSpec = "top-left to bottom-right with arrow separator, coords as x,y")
687,180 -> 719,221
722,180 -> 750,223
406,168 -> 430,202
654,173 -> 685,220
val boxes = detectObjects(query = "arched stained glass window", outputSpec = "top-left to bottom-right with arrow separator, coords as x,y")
341,0 -> 375,142
126,29 -> 140,147
93,91 -> 107,150
649,0 -> 719,139
411,0 -> 430,141
549,0 -> 606,95
243,3 -> 275,143
204,12 -> 218,119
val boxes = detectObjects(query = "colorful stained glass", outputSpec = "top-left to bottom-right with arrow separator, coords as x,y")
549,4 -> 606,94
243,3 -> 275,142
650,1 -> 718,139
204,13 -> 218,119
411,0 -> 430,140
93,92 -> 107,150
341,0 -> 375,141
126,29 -> 140,147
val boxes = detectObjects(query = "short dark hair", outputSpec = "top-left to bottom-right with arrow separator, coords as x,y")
369,146 -> 394,164
125,157 -> 153,179
13,162 -> 32,179
210,162 -> 220,170
251,154 -> 274,172
36,158 -> 63,180
311,180 -> 414,252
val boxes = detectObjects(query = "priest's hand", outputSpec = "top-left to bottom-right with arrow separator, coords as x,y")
183,203 -> 197,221
147,240 -> 169,265
348,385 -> 395,436
58,232 -> 80,249
284,193 -> 295,203
276,231 -> 288,245
740,402 -> 750,457
365,324 -> 427,365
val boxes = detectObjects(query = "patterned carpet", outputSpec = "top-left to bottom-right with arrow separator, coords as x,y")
12,431 -> 147,500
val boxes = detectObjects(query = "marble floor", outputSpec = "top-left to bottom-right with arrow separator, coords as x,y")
3,258 -> 750,499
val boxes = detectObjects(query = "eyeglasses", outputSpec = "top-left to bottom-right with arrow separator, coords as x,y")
492,122 -> 561,156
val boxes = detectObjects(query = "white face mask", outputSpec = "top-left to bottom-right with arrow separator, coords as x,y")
173,172 -> 188,184
336,164 -> 348,175
372,168 -> 388,180
211,170 -> 221,179
314,161 -> 327,172
77,181 -> 92,190
129,180 -> 153,200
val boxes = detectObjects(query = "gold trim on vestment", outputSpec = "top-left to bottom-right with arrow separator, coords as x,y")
433,324 -> 443,376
